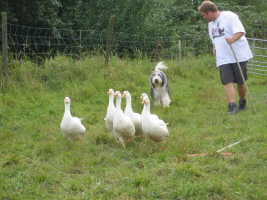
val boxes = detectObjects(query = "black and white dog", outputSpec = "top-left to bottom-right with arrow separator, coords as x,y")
150,61 -> 171,107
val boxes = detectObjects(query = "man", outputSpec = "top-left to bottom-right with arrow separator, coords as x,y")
198,1 -> 253,114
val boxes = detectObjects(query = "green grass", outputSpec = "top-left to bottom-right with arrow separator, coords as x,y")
0,55 -> 267,199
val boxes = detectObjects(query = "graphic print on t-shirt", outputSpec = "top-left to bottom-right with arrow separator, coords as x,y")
212,22 -> 225,39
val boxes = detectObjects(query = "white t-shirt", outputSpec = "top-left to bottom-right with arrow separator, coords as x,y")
208,11 -> 253,67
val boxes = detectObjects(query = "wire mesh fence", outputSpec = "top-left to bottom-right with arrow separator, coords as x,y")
2,23 -> 211,60
5,24 -> 109,60
1,23 -> 267,79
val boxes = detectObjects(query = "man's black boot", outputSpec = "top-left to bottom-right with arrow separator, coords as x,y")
226,102 -> 238,115
239,99 -> 246,111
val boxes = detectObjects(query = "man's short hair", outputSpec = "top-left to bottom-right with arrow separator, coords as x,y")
198,1 -> 218,14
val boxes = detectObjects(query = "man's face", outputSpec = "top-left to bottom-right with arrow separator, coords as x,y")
201,11 -> 213,22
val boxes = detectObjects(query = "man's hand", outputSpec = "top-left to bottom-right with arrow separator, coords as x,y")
225,32 -> 244,45
225,37 -> 234,44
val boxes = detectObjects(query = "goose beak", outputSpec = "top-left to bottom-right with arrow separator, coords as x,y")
64,97 -> 70,103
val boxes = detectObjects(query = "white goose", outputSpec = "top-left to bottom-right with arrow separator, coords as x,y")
60,97 -> 86,145
113,91 -> 135,148
105,89 -> 119,143
140,93 -> 159,119
122,91 -> 144,137
141,96 -> 169,149
105,89 -> 116,132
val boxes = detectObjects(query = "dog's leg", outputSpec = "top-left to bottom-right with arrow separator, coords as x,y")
154,90 -> 161,106
161,93 -> 171,107
154,99 -> 161,106
151,87 -> 161,106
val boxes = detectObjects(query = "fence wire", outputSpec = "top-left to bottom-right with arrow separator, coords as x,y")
1,23 -> 267,76
1,23 -> 211,61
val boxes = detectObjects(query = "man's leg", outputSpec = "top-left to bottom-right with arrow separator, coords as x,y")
223,82 -> 236,103
234,61 -> 248,111
237,84 -> 247,99
223,82 -> 238,114
237,84 -> 247,110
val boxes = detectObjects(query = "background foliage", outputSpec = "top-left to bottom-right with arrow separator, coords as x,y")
1,0 -> 267,39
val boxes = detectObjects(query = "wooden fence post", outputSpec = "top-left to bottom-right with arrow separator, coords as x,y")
262,20 -> 265,39
2,12 -> 8,88
105,15 -> 115,66
179,40 -> 182,66
262,20 -> 265,51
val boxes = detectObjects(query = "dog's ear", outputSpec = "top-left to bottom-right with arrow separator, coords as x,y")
160,72 -> 166,86
165,82 -> 170,96
150,87 -> 154,98
150,72 -> 156,88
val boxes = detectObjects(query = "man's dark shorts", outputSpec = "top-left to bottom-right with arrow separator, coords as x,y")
219,61 -> 248,85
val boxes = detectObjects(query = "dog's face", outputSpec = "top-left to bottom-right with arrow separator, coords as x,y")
150,70 -> 166,88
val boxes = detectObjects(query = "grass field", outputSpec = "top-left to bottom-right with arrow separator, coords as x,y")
0,55 -> 267,199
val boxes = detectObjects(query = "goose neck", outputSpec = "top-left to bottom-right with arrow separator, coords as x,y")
144,103 -> 151,116
109,95 -> 115,106
125,97 -> 133,112
116,97 -> 122,110
64,104 -> 71,116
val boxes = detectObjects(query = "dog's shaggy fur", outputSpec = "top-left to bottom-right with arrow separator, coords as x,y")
150,62 -> 171,107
